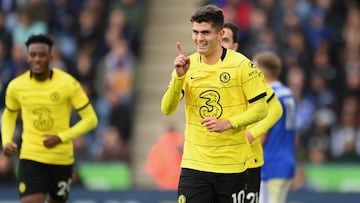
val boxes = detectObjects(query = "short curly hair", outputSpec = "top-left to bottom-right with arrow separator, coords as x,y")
25,34 -> 54,51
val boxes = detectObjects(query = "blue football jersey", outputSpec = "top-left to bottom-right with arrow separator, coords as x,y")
261,82 -> 296,180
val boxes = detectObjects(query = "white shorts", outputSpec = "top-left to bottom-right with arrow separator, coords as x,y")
259,179 -> 292,203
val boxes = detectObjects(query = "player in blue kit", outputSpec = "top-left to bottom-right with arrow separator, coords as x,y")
253,51 -> 297,203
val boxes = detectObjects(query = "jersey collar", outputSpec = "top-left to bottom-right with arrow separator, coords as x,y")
29,69 -> 54,79
199,47 -> 227,63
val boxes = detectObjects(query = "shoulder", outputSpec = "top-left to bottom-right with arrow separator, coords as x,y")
7,71 -> 30,88
226,49 -> 250,62
53,68 -> 73,78
224,49 -> 253,68
53,68 -> 78,83
52,69 -> 84,92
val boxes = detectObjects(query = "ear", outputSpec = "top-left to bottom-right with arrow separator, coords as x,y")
218,28 -> 225,39
233,43 -> 239,51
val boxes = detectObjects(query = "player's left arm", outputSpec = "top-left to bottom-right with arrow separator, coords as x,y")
247,92 -> 283,142
44,103 -> 98,147
228,61 -> 268,129
59,103 -> 98,142
202,96 -> 267,132
58,80 -> 98,143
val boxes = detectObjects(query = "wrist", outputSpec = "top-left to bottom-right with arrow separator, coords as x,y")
224,120 -> 233,130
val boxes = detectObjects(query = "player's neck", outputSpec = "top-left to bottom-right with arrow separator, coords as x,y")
31,69 -> 52,82
200,45 -> 223,65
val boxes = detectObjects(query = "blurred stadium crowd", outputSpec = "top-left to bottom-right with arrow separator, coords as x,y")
0,0 -> 359,188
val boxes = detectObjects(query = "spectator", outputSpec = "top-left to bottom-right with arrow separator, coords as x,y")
330,95 -> 360,161
303,7 -> 334,51
10,43 -> 28,76
308,72 -> 337,109
286,66 -> 315,152
307,108 -> 335,163
0,40 -> 15,109
74,6 -> 106,65
49,43 -> 71,72
12,8 -> 47,48
0,11 -> 13,57
109,0 -> 146,36
95,37 -> 135,142
145,127 -> 184,191
99,126 -> 130,162
105,8 -> 140,56
281,29 -> 312,82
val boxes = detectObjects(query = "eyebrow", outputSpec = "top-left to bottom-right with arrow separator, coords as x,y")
192,29 -> 211,33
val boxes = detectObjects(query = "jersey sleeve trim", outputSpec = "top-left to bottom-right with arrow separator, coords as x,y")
76,102 -> 90,112
249,92 -> 266,104
266,92 -> 275,103
5,105 -> 18,112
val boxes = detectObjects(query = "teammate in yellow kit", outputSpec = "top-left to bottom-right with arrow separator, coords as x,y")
161,5 -> 268,203
1,34 -> 98,203
222,22 -> 283,202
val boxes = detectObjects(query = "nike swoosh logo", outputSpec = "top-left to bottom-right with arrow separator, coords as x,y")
190,76 -> 198,80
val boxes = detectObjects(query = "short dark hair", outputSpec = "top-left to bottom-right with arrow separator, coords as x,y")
191,5 -> 224,31
25,34 -> 54,51
224,22 -> 239,43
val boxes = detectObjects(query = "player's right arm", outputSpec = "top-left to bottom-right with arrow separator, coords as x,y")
161,42 -> 189,115
1,82 -> 19,156
2,109 -> 19,156
57,78 -> 98,143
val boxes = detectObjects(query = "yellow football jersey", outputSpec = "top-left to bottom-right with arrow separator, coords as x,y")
2,69 -> 94,165
162,49 -> 267,173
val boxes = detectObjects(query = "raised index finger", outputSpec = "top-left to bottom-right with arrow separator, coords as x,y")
176,42 -> 183,56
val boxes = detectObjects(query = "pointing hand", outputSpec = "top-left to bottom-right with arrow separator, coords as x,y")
174,42 -> 190,77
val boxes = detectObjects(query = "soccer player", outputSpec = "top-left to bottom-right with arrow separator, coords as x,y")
1,34 -> 98,203
222,22 -> 239,52
222,22 -> 283,202
161,5 -> 268,203
253,51 -> 297,203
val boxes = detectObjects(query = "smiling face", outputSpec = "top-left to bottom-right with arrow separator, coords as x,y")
27,43 -> 52,76
192,22 -> 223,56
